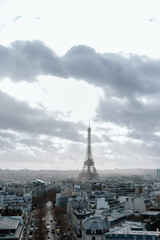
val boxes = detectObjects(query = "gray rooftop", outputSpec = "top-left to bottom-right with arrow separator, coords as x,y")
142,211 -> 160,216
83,216 -> 109,231
0,217 -> 20,230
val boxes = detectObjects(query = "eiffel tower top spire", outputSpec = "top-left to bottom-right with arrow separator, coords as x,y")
87,125 -> 92,160
78,125 -> 100,182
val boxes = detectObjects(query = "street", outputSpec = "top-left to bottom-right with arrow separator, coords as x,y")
46,201 -> 58,240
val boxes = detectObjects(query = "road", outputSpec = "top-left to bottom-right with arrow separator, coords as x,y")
46,201 -> 58,240
45,201 -> 76,240
25,211 -> 33,240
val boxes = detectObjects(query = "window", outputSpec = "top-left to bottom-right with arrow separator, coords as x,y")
92,237 -> 96,240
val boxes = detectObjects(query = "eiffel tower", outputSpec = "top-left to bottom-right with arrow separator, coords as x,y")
78,125 -> 100,182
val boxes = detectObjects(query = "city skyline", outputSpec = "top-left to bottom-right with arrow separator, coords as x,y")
0,0 -> 160,170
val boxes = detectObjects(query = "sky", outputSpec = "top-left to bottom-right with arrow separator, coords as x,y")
0,0 -> 160,170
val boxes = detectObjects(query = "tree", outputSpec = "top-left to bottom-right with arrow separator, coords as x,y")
34,196 -> 47,240
46,188 -> 59,206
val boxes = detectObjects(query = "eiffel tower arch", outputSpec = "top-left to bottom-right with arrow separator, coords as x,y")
78,126 -> 100,182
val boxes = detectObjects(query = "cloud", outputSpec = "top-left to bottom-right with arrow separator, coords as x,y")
1,41 -> 160,141
1,41 -> 160,96
95,93 -> 160,144
0,90 -> 85,142
64,46 -> 160,97
13,16 -> 22,22
0,40 -> 68,81
1,41 -> 160,168
0,138 -> 13,151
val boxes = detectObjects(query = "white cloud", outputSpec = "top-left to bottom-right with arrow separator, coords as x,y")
0,76 -> 103,122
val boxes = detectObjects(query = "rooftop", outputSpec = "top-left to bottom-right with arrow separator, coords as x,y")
0,216 -> 20,230
83,215 -> 109,231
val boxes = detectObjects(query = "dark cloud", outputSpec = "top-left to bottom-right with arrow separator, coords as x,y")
95,95 -> 160,147
1,41 -> 160,97
0,129 -> 63,155
0,90 -> 85,142
0,40 -> 68,81
64,47 -> 160,97
19,137 -> 59,152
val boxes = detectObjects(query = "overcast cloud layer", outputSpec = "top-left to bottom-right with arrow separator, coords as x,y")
1,41 -> 160,169
1,41 -> 160,94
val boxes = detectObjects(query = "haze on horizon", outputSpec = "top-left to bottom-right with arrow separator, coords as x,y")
0,0 -> 160,170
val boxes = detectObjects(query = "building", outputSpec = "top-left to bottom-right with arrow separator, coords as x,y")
107,209 -> 133,226
0,216 -> 23,240
87,192 -> 119,211
142,210 -> 160,220
156,169 -> 160,181
67,197 -> 88,220
105,221 -> 160,240
119,196 -> 146,213
55,193 -> 68,212
32,179 -> 46,199
82,215 -> 109,240
72,209 -> 92,237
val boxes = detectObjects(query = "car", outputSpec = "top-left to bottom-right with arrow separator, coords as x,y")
35,233 -> 39,238
52,229 -> 55,233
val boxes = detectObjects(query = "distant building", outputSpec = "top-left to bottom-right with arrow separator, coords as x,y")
78,126 -> 100,182
119,196 -> 146,213
156,169 -> 160,181
0,192 -> 24,207
32,179 -> 46,198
